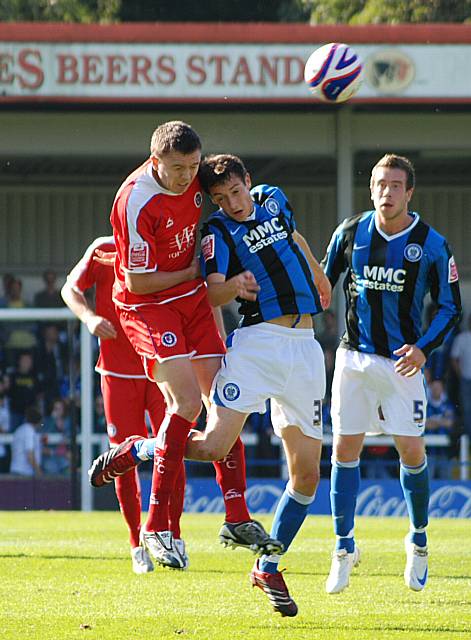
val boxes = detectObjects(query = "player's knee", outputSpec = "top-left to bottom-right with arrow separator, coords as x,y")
290,466 -> 320,495
173,394 -> 202,422
400,443 -> 426,467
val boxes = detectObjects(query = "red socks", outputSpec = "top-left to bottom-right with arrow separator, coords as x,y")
213,436 -> 250,523
169,460 -> 186,539
145,413 -> 192,533
114,469 -> 142,548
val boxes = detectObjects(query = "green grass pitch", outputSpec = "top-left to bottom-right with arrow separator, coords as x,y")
1,512 -> 470,640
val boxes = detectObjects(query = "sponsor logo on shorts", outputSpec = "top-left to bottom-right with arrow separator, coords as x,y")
161,331 -> 177,347
404,243 -> 423,262
129,241 -> 149,268
264,198 -> 280,216
194,191 -> 203,208
201,234 -> 215,261
107,423 -> 117,438
448,256 -> 459,283
223,382 -> 240,401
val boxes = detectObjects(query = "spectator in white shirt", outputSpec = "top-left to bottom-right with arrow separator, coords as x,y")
10,406 -> 42,476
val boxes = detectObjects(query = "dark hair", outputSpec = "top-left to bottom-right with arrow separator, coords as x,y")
199,154 -> 248,193
371,153 -> 415,190
150,120 -> 201,157
24,406 -> 42,425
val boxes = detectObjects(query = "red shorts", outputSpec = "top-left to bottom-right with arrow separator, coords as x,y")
101,375 -> 166,445
117,287 -> 225,370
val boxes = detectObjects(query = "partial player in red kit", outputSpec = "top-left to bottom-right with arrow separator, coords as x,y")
89,121 -> 281,569
61,236 -> 187,573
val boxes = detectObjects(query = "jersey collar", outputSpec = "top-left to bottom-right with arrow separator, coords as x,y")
374,211 -> 419,241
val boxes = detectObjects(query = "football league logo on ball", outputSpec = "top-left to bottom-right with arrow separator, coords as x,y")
265,198 -> 280,216
223,383 -> 240,401
161,331 -> 177,347
304,42 -> 363,103
404,244 -> 423,262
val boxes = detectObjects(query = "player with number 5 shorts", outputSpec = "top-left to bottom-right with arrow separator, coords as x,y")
321,153 -> 461,594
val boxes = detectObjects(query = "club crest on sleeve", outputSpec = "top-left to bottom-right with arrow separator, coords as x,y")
107,423 -> 117,438
223,383 -> 240,401
129,241 -> 149,268
448,256 -> 459,283
201,234 -> 215,261
194,191 -> 203,208
404,243 -> 423,262
264,198 -> 280,216
161,331 -> 177,347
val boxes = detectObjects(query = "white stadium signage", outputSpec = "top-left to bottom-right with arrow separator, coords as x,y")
1,23 -> 471,103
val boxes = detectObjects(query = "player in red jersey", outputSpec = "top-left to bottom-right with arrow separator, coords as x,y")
96,121 -> 278,569
61,236 -> 187,573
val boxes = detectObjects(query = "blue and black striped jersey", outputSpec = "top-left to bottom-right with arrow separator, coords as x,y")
322,210 -> 461,358
200,184 -> 322,326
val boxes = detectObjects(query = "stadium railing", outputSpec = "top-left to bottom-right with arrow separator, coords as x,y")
0,309 -> 469,513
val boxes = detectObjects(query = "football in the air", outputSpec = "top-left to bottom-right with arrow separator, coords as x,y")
304,42 -> 363,103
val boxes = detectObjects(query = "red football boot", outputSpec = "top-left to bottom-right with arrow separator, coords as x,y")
250,559 -> 298,617
88,435 -> 144,487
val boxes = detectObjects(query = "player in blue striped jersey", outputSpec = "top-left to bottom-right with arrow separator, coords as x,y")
322,154 -> 462,594
186,153 -> 330,616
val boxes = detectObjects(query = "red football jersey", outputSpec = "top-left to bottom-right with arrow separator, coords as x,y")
66,236 -> 145,378
111,159 -> 205,307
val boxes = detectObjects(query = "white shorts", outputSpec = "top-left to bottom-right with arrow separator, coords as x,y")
211,322 -> 325,440
331,348 -> 427,437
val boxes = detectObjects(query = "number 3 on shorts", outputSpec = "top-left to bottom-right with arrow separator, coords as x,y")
313,400 -> 322,426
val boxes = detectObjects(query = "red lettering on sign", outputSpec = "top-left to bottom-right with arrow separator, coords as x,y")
18,49 -> 44,89
57,54 -> 79,84
156,55 -> 176,84
208,55 -> 230,85
230,56 -> 254,85
82,55 -> 103,84
258,56 -> 278,85
187,55 -> 206,85
130,55 -> 152,85
283,56 -> 304,85
106,55 -> 127,84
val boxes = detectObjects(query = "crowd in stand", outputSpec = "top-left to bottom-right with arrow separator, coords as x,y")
0,269 -> 469,480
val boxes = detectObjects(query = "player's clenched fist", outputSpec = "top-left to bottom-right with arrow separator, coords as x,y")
230,271 -> 260,301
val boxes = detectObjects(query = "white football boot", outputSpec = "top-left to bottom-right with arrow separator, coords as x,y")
131,546 -> 154,574
325,546 -> 361,594
140,529 -> 185,569
404,536 -> 428,591
174,538 -> 190,570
